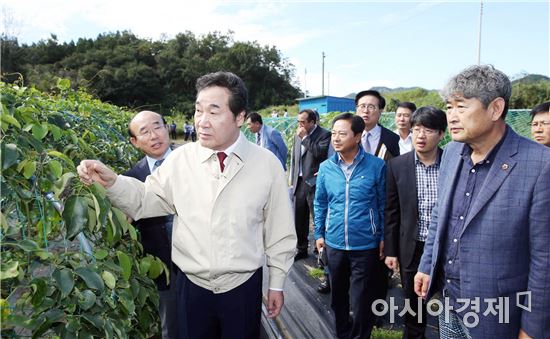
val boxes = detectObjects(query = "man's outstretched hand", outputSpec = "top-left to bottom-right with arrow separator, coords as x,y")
77,160 -> 117,188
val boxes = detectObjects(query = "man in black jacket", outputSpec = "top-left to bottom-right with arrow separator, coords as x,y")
125,110 -> 178,339
384,106 -> 447,338
290,109 -> 331,260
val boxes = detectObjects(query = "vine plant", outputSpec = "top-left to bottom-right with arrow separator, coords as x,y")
1,79 -> 167,338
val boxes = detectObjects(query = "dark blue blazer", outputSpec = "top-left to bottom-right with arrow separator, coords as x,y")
419,127 -> 550,338
125,157 -> 173,290
260,124 -> 288,170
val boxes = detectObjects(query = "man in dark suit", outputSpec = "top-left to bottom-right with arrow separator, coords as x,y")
384,106 -> 447,339
290,109 -> 331,260
245,112 -> 288,169
355,90 -> 400,161
355,89 -> 400,319
415,65 -> 550,338
125,110 -> 177,339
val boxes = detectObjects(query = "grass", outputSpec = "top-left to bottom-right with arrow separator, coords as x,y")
372,327 -> 403,339
307,267 -> 325,279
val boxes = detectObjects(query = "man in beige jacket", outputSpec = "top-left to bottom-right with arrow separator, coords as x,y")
77,71 -> 296,339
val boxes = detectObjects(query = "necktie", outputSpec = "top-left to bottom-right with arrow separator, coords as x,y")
216,152 -> 227,172
152,159 -> 164,172
363,133 -> 372,154
256,132 -> 261,146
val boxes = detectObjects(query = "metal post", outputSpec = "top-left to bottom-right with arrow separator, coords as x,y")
477,0 -> 483,64
321,52 -> 325,96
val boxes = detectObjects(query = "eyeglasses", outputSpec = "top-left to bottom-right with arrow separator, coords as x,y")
412,127 -> 439,136
356,104 -> 378,112
136,125 -> 166,138
531,121 -> 550,128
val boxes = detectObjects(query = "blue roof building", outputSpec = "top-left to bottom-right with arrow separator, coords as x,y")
296,95 -> 355,114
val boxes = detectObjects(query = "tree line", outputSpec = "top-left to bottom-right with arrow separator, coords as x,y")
1,31 -> 303,117
2,30 -> 547,115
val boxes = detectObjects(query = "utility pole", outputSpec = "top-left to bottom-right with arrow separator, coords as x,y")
327,72 -> 330,96
321,52 -> 326,96
477,0 -> 483,64
304,68 -> 307,97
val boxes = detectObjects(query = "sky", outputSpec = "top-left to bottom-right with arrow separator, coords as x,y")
1,0 -> 549,97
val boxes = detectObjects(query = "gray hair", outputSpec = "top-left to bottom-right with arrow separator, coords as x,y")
441,65 -> 512,118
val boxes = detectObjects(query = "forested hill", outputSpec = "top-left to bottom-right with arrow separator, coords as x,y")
347,74 -> 550,111
1,31 -> 302,116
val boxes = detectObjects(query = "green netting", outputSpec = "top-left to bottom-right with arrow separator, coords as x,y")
244,109 -> 534,150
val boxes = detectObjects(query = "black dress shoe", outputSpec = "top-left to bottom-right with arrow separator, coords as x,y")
317,281 -> 330,294
294,251 -> 308,261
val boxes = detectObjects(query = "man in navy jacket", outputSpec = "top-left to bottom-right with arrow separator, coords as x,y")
125,110 -> 178,339
415,65 -> 550,338
245,112 -> 288,169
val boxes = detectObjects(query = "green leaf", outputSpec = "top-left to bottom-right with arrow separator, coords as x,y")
94,249 -> 109,260
116,251 -> 132,281
77,290 -> 96,310
148,258 -> 163,279
47,150 -> 75,169
52,172 -> 76,197
1,143 -> 18,170
57,78 -> 71,91
101,271 -> 116,289
89,182 -> 106,199
118,289 -> 135,315
16,239 -> 40,251
49,160 -> 63,179
139,256 -> 152,276
44,308 -> 65,323
50,124 -> 62,141
52,268 -> 74,299
112,207 -> 129,234
63,196 -> 88,240
74,267 -> 104,291
22,161 -> 36,179
65,315 -> 81,333
82,313 -> 104,329
30,278 -> 48,307
0,113 -> 21,129
86,203 -> 97,233
31,316 -> 51,339
128,224 -> 137,241
106,210 -> 120,245
31,123 -> 49,140
0,260 -> 19,280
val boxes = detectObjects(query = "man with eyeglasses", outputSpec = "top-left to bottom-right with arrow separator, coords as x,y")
355,89 -> 400,325
414,65 -> 550,339
355,90 -> 400,160
385,106 -> 447,339
530,101 -> 550,147
125,110 -> 178,339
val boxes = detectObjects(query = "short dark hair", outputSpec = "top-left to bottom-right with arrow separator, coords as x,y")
354,90 -> 386,109
441,64 -> 511,119
410,106 -> 447,132
195,71 -> 248,118
396,101 -> 417,112
530,101 -> 550,121
332,113 -> 365,136
298,109 -> 318,124
246,112 -> 263,125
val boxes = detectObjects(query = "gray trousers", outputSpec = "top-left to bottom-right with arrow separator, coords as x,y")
158,270 -> 178,339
